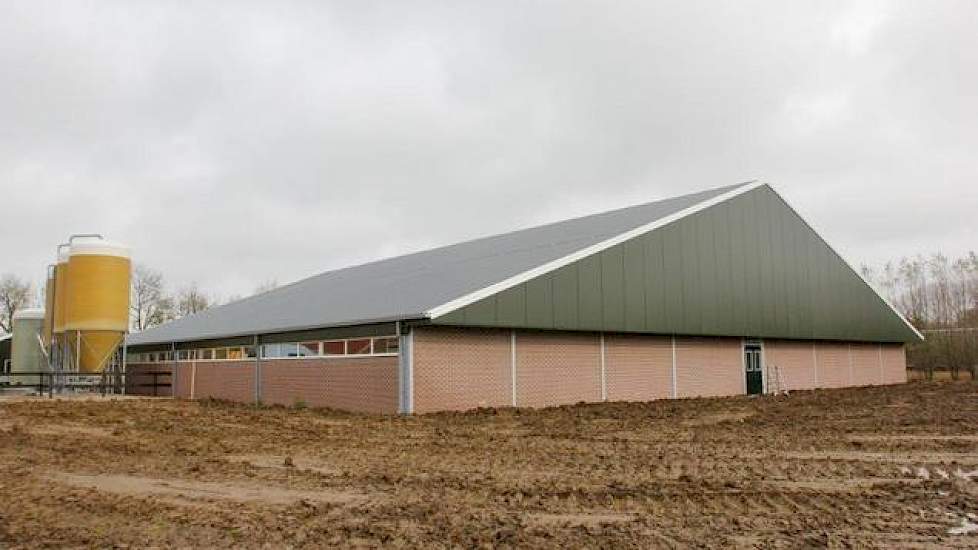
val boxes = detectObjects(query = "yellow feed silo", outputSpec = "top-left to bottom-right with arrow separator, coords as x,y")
64,239 -> 131,373
42,268 -> 54,349
52,247 -> 69,337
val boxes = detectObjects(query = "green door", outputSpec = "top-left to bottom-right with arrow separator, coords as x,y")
745,343 -> 763,395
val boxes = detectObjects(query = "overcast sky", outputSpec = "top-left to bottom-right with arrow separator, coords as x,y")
1,1 -> 975,300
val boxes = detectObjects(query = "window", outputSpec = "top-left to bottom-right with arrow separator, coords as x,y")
280,343 -> 299,357
262,343 -> 298,358
372,337 -> 399,354
168,335 -> 401,361
323,340 -> 345,355
298,342 -> 320,357
347,338 -> 371,355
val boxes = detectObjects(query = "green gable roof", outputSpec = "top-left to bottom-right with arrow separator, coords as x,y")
432,184 -> 921,343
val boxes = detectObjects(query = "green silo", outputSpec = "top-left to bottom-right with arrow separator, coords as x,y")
11,308 -> 47,386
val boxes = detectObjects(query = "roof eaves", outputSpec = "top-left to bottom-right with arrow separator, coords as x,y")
125,313 -> 427,347
424,180 -> 765,320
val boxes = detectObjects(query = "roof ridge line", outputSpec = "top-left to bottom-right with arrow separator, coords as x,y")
424,180 -> 764,319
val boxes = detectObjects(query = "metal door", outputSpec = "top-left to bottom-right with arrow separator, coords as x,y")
745,343 -> 763,395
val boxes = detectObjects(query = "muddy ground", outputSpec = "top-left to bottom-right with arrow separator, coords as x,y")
2,382 -> 978,548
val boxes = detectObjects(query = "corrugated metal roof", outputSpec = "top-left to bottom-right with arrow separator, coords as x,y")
127,182 -> 749,345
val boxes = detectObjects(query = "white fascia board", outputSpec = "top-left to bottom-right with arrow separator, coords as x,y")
771,189 -> 925,342
426,180 -> 765,319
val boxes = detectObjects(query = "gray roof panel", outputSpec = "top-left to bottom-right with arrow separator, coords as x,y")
127,182 -> 747,345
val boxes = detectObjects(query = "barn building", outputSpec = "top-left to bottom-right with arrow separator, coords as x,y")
125,182 -> 921,413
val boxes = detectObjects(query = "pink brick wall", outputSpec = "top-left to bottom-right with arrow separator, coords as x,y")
605,333 -> 673,401
413,326 -> 512,414
674,336 -> 743,398
259,357 -> 398,414
850,343 -> 882,387
130,329 -> 910,414
409,327 -> 910,412
816,343 -> 850,388
881,343 -> 907,384
515,331 -> 602,408
765,340 -> 817,391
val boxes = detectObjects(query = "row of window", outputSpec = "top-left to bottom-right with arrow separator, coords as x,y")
131,336 -> 399,363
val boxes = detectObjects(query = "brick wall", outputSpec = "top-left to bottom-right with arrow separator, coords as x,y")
881,343 -> 907,384
259,357 -> 398,414
413,326 -> 512,414
129,329 -> 909,414
146,358 -> 396,414
515,331 -> 602,408
674,336 -> 743,398
816,343 -> 850,388
765,340 -> 817,391
192,361 -> 257,402
605,333 -> 673,401
173,362 -> 192,398
850,343 -> 882,387
758,341 -> 908,390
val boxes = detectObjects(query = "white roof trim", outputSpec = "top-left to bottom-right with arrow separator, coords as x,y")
770,190 -> 925,342
425,180 -> 765,319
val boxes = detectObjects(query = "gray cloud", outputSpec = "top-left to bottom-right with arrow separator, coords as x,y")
1,0 -> 975,299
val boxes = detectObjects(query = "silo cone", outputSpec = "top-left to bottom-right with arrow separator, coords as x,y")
11,308 -> 46,385
64,240 -> 131,373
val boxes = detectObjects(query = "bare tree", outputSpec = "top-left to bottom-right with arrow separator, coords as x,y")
175,284 -> 212,318
130,264 -> 175,331
0,274 -> 35,334
865,251 -> 978,379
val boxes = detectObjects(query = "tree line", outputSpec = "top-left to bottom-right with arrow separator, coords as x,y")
861,252 -> 978,378
0,265 -> 277,335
